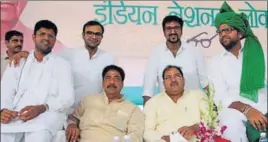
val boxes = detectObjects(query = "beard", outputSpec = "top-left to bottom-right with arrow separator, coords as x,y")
220,38 -> 238,51
167,34 -> 180,44
36,45 -> 52,55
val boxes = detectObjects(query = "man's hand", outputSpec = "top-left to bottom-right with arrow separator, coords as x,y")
246,107 -> 267,131
143,96 -> 151,106
0,108 -> 18,123
178,126 -> 196,140
18,105 -> 46,121
66,123 -> 80,142
161,135 -> 170,142
10,51 -> 29,67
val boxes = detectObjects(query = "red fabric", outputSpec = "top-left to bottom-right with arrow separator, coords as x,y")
213,136 -> 231,142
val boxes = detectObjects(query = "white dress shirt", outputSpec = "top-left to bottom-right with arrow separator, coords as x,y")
57,47 -> 115,107
208,48 -> 267,114
1,51 -> 74,134
142,41 -> 208,97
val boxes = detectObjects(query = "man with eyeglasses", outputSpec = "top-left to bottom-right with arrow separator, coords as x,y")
1,20 -> 74,142
58,20 -> 115,108
11,20 -> 115,109
208,2 -> 267,142
142,15 -> 209,105
1,30 -> 23,80
144,65 -> 207,142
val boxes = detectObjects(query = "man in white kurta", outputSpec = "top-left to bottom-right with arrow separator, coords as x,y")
58,47 -> 114,108
142,15 -> 208,104
1,20 -> 74,142
209,2 -> 267,141
11,20 -> 114,109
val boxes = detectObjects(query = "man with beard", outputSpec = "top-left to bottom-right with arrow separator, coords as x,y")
208,2 -> 267,141
11,20 -> 115,109
0,0 -> 65,53
1,30 -> 23,79
143,65 -> 207,142
66,65 -> 144,142
142,15 -> 208,105
1,20 -> 74,142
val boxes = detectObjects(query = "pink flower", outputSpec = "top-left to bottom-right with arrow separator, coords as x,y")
220,126 -> 227,134
201,127 -> 206,133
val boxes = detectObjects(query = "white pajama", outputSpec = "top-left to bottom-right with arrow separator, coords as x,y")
1,130 -> 52,142
208,47 -> 267,142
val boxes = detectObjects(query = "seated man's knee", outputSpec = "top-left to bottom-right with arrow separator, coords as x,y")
25,130 -> 52,142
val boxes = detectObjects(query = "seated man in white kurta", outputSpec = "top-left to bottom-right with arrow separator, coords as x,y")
0,20 -> 74,142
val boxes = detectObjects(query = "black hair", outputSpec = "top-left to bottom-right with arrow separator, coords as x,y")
162,65 -> 184,80
34,20 -> 58,36
5,30 -> 23,41
82,20 -> 104,34
102,65 -> 125,81
162,15 -> 184,31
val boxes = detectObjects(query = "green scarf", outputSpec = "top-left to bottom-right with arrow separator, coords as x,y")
215,1 -> 265,102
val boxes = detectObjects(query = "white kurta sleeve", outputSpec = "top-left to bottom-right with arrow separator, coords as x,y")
1,64 -> 18,110
142,49 -> 159,97
208,59 -> 237,108
193,47 -> 209,89
47,60 -> 74,112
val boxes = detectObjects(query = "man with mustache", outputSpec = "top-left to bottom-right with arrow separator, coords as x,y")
142,15 -> 208,105
1,20 -> 74,142
1,0 -> 65,53
143,65 -> 207,142
208,2 -> 267,142
66,65 -> 144,142
1,30 -> 23,79
11,20 -> 115,109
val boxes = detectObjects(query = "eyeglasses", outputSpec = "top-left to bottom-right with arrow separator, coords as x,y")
164,73 -> 183,80
36,32 -> 56,39
85,31 -> 103,38
165,26 -> 181,32
216,27 -> 235,35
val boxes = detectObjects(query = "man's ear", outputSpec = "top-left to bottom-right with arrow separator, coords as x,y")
5,40 -> 9,45
238,32 -> 244,39
32,34 -> 36,41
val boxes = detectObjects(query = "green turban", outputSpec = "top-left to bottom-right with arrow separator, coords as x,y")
215,1 -> 265,103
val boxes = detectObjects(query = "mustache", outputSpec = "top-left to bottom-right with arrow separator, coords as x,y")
108,84 -> 117,88
171,82 -> 178,86
15,45 -> 22,49
169,33 -> 178,37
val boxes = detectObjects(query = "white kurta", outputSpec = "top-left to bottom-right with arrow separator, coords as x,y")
208,48 -> 267,113
1,51 -> 74,135
143,41 -> 208,97
57,47 -> 115,107
208,48 -> 267,141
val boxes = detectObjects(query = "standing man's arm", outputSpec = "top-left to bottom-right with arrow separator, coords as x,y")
142,50 -> 159,105
126,107 -> 145,142
193,47 -> 209,91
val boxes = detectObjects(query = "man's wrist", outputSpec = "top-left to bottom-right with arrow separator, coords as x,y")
38,104 -> 48,114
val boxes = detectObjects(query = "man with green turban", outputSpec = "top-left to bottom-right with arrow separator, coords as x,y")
208,1 -> 267,142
